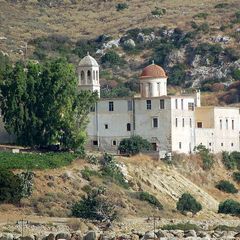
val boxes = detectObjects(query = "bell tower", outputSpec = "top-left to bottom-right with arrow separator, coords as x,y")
78,53 -> 100,97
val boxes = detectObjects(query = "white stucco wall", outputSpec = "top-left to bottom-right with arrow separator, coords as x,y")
170,97 -> 195,153
195,107 -> 240,153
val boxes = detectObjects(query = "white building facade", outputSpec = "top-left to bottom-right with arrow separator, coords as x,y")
0,54 -> 239,155
79,54 -> 240,155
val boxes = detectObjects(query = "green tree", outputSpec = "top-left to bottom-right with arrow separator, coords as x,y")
194,144 -> 214,170
101,50 -> 125,67
138,191 -> 163,209
176,193 -> 202,214
215,180 -> 238,194
222,151 -> 236,170
218,199 -> 240,215
0,169 -> 22,203
0,58 -> 98,150
118,135 -> 152,155
72,187 -> 117,222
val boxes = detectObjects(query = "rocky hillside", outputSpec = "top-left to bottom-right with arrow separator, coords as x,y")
1,153 -> 240,221
1,153 -> 240,239
0,0 -> 240,103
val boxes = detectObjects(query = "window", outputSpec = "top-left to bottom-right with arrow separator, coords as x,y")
109,101 -> 114,111
112,140 -> 117,146
179,142 -> 182,149
232,120 -> 234,130
127,100 -> 133,111
127,123 -> 131,131
226,119 -> 228,129
157,83 -> 160,95
146,100 -> 151,110
188,102 -> 194,111
175,99 -> 178,109
221,143 -> 224,147
175,118 -> 178,127
209,142 -> 212,146
152,117 -> 158,128
148,83 -> 151,96
81,71 -> 85,83
220,119 -> 222,129
197,122 -> 202,128
104,124 -> 108,129
160,99 -> 165,109
190,118 -> 192,128
182,118 -> 185,127
181,99 -> 184,110
93,140 -> 98,146
231,143 -> 234,147
87,70 -> 91,82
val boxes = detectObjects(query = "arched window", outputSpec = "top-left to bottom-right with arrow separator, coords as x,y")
96,71 -> 99,82
87,70 -> 91,83
81,71 -> 85,84
148,83 -> 151,96
93,71 -> 95,81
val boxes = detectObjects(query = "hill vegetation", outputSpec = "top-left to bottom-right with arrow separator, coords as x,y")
0,0 -> 240,104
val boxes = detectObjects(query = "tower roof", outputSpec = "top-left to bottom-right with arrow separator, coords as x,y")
140,62 -> 167,79
79,53 -> 99,67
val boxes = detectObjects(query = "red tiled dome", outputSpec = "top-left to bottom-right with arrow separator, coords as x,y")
140,64 -> 167,79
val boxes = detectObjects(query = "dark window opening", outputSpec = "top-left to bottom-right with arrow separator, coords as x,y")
109,101 -> 114,111
153,118 -> 158,128
160,99 -> 165,109
146,100 -> 151,110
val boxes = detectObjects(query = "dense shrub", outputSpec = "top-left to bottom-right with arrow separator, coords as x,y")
222,151 -> 236,170
72,187 -> 117,222
81,167 -> 99,181
195,43 -> 223,65
168,64 -> 187,86
233,172 -> 240,183
116,3 -> 128,11
101,153 -> 129,188
31,34 -> 72,59
176,193 -> 202,214
0,151 -> 78,170
232,69 -> 240,80
101,50 -> 125,67
232,11 -> 240,24
218,199 -> 240,215
152,42 -> 175,65
0,169 -> 22,203
216,180 -> 238,194
194,144 -> 214,170
73,39 -> 100,59
138,191 -> 163,209
230,151 -> 240,169
225,48 -> 240,61
151,7 -> 166,16
118,135 -> 152,155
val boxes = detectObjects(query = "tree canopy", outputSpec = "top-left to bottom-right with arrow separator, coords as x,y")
0,58 -> 98,150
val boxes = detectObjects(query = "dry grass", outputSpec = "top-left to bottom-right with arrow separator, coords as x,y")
0,0 -> 239,60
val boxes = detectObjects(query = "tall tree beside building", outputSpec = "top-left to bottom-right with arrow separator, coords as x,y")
0,58 -> 98,150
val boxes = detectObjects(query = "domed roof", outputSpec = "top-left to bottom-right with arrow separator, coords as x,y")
79,53 -> 99,67
140,62 -> 167,79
